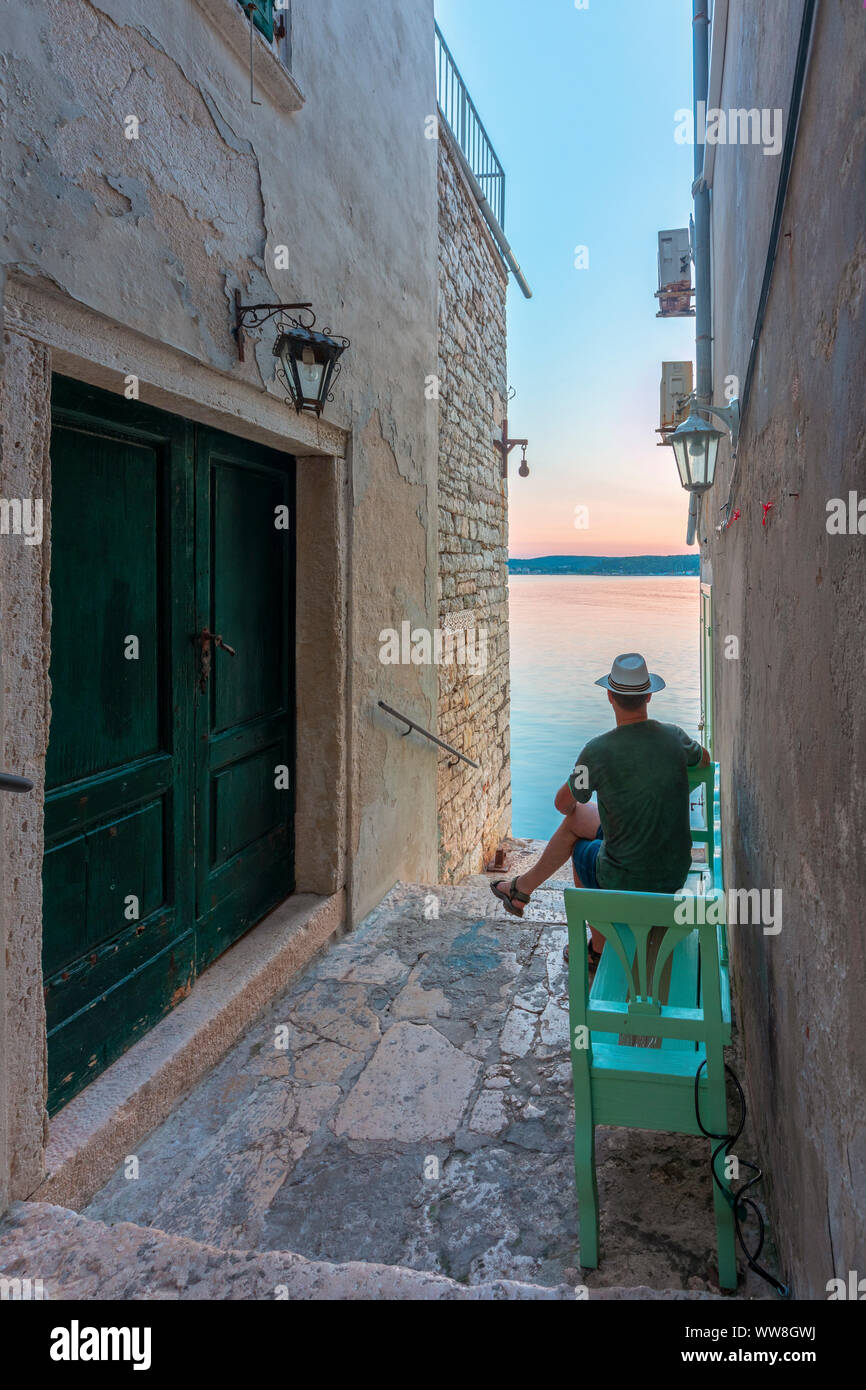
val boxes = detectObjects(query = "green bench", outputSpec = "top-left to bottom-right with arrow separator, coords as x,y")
564,762 -> 737,1289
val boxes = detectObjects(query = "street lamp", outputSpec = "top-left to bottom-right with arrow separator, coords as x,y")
668,398 -> 740,494
233,292 -> 350,418
273,323 -> 350,418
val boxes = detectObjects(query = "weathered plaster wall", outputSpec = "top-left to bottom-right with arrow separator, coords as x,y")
436,131 -> 511,881
0,267 -> 6,1217
2,0 -> 439,900
705,0 -> 866,1297
1,0 -> 440,1198
0,334 -> 52,1204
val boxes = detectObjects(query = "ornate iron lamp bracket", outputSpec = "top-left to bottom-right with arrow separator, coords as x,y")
234,290 -> 315,362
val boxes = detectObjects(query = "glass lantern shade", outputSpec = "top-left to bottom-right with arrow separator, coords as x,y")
274,325 -> 348,417
669,411 -> 724,494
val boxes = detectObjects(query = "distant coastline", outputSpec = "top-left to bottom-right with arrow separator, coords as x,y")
508,555 -> 699,577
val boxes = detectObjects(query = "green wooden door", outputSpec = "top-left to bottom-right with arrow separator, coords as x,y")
44,380 -> 295,1112
193,428 -> 295,970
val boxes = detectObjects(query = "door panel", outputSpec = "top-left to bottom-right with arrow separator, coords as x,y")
211,459 -> 288,730
44,382 -> 197,1113
46,432 -> 162,787
212,746 -> 286,866
194,430 -> 295,972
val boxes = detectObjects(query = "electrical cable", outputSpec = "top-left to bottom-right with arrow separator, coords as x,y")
694,1059 -> 790,1296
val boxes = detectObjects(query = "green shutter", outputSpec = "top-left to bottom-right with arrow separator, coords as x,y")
237,0 -> 274,42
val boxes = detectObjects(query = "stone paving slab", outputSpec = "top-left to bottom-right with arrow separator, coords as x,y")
82,881 -> 779,1297
0,1204 -> 726,1301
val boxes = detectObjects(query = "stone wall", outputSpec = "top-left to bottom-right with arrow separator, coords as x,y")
437,129 -> 511,882
703,0 -> 865,1296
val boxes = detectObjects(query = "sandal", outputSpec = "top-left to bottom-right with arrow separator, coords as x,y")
491,877 -> 531,918
562,941 -> 603,974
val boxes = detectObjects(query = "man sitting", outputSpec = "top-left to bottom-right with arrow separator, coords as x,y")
491,653 -> 710,965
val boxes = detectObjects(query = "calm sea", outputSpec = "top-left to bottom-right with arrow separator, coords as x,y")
509,575 -> 701,840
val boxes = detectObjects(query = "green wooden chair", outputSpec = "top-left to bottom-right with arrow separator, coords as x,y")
564,762 -> 737,1290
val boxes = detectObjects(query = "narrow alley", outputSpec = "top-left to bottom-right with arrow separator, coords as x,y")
0,846 -> 777,1300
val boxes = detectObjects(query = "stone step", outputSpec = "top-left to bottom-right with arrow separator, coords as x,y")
0,1202 -> 724,1301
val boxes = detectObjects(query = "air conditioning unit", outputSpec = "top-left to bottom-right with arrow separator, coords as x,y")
656,229 -> 694,318
658,362 -> 694,445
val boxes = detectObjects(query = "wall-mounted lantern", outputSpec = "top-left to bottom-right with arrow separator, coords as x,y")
274,322 -> 350,417
668,397 -> 740,494
234,291 -> 350,418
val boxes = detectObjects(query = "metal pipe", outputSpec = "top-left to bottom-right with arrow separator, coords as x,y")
693,0 -> 712,406
686,493 -> 699,548
687,0 -> 712,546
701,0 -> 730,190
441,120 -> 533,300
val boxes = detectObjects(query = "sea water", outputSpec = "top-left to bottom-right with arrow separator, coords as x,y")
509,575 -> 701,840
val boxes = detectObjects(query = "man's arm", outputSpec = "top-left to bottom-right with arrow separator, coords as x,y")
680,727 -> 712,769
554,782 -> 576,815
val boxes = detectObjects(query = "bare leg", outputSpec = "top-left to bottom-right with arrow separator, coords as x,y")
516,800 -> 601,897
571,861 -> 606,955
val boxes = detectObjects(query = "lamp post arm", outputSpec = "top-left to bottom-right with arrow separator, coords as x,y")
681,393 -> 741,449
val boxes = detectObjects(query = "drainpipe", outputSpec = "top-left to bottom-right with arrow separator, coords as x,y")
701,0 -> 730,193
689,0 -> 712,547
686,492 -> 699,547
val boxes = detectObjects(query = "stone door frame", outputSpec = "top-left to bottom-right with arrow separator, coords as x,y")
0,278 -> 351,1208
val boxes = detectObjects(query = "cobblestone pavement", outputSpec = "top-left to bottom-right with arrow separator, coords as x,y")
77,847 -> 778,1298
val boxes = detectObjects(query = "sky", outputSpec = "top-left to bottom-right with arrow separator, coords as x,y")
434,0 -> 697,558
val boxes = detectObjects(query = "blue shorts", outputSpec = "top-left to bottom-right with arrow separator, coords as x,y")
572,828 -> 604,890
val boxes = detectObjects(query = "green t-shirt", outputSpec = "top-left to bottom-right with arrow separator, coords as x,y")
567,720 -> 703,894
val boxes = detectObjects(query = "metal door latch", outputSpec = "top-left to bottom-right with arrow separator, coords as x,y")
197,629 -> 237,692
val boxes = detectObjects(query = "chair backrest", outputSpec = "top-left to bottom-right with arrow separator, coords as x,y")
565,886 -> 727,1047
687,761 -> 714,847
689,760 -> 727,964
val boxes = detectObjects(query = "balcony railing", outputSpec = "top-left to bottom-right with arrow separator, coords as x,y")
435,21 -> 506,231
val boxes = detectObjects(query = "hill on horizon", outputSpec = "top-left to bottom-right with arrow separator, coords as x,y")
508,555 -> 699,576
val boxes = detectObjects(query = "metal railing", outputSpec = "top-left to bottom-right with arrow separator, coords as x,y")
378,702 -> 479,770
435,22 -> 506,230
0,773 -> 33,793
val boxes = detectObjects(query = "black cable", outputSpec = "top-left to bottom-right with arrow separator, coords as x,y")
694,1059 -> 790,1297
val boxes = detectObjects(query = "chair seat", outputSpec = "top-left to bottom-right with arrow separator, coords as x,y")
590,1042 -> 710,1135
591,1041 -> 707,1079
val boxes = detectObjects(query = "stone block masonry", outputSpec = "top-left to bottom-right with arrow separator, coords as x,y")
437,129 -> 511,882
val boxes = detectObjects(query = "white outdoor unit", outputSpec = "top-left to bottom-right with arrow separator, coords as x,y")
656,229 -> 694,317
659,362 -> 694,444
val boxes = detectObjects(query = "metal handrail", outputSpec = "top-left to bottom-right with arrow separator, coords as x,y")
378,701 -> 479,770
0,773 -> 34,793
435,21 -> 506,230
